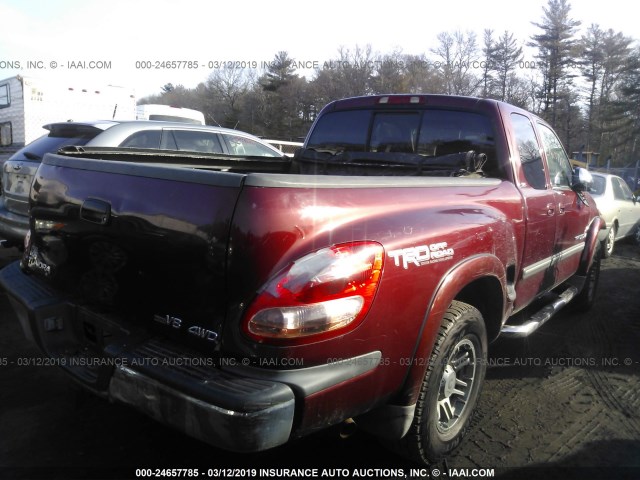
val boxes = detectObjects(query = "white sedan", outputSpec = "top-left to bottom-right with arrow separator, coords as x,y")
590,172 -> 640,257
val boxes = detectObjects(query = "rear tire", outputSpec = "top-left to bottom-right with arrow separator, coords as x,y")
573,244 -> 601,312
391,300 -> 487,464
603,225 -> 616,258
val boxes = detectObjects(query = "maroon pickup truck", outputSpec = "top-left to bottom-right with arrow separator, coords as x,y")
0,94 -> 603,465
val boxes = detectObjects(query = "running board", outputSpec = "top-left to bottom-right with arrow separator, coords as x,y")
500,285 -> 579,337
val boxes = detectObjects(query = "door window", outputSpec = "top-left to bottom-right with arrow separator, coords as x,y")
538,123 -> 572,188
612,177 -> 634,201
511,113 -> 545,189
162,130 -> 223,153
223,134 -> 280,157
119,130 -> 161,149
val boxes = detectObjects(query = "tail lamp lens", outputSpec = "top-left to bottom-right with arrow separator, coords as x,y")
244,242 -> 384,343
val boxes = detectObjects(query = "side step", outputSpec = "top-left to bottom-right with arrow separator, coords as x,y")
501,285 -> 579,337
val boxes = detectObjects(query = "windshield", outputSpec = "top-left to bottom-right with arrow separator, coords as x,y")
9,126 -> 103,162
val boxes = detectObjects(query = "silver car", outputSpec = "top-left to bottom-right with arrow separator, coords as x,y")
590,172 -> 640,257
84,121 -> 284,157
0,121 -> 284,247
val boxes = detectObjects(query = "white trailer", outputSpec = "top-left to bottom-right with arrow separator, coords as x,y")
0,75 -> 136,151
136,104 -> 205,124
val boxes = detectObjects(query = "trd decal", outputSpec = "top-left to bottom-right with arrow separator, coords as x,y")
388,242 -> 455,269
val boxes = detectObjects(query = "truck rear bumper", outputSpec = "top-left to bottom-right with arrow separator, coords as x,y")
109,364 -> 294,452
0,261 -> 294,452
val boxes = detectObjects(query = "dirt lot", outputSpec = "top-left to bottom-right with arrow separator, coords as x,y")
0,242 -> 639,480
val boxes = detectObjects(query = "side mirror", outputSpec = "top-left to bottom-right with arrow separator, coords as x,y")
571,167 -> 593,192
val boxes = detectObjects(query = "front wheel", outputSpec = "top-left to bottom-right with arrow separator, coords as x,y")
393,300 -> 487,464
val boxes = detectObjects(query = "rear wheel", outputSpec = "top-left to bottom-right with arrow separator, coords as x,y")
603,225 -> 616,258
392,300 -> 487,464
573,244 -> 601,312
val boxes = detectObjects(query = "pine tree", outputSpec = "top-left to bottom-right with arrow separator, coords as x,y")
530,0 -> 581,127
493,31 -> 524,102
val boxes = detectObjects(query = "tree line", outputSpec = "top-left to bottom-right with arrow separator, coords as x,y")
140,0 -> 640,168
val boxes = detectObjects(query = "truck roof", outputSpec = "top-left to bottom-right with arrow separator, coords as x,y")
318,93 -> 549,133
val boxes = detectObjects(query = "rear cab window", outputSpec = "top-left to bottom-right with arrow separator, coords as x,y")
306,110 -> 371,152
304,107 -> 501,177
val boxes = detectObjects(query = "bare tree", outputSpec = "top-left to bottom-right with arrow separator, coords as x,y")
432,30 -> 482,96
372,49 -> 408,93
206,67 -> 254,128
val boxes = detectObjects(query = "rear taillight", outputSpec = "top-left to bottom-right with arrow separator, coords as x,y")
243,242 -> 384,344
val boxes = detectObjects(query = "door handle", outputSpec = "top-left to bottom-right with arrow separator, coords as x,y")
81,198 -> 111,225
546,203 -> 555,216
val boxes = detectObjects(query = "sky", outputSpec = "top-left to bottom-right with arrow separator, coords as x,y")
0,0 -> 636,98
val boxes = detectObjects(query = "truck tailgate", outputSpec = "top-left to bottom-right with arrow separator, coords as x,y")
24,153 -> 244,348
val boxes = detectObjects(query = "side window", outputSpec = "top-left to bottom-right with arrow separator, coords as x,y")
0,83 -> 9,108
511,113 -> 546,190
223,134 -> 279,157
537,123 -> 572,188
119,130 -> 161,149
612,177 -> 633,201
611,178 -> 624,200
619,179 -> 634,200
164,130 -> 223,154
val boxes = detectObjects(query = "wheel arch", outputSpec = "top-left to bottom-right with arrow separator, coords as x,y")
393,254 -> 507,406
579,215 -> 606,275
455,276 -> 505,342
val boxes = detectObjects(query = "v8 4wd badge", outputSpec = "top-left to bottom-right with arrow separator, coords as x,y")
153,314 -> 219,343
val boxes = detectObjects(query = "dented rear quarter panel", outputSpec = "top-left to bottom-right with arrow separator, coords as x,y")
223,175 -> 525,406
